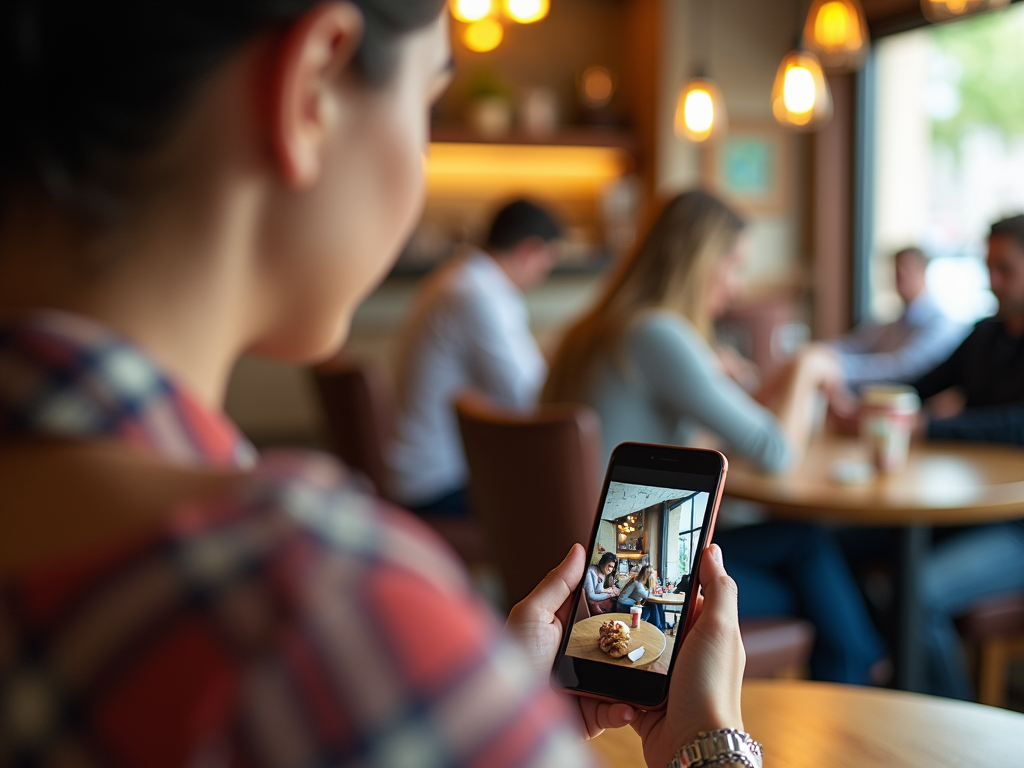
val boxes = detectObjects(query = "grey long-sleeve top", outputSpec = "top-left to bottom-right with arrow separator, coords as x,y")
617,579 -> 650,605
584,566 -> 610,602
588,311 -> 791,473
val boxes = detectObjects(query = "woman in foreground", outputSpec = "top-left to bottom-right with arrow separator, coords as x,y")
544,190 -> 886,685
0,3 -> 747,767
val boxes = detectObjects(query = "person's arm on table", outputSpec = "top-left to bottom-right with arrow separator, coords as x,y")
628,315 -> 791,473
835,319 -> 968,389
505,543 -> 746,765
829,320 -> 885,356
926,402 -> 1024,446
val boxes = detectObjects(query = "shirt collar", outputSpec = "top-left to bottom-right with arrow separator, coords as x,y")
0,310 -> 256,469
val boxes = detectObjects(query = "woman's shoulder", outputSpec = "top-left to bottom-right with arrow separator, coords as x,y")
625,310 -> 703,348
227,449 -> 469,588
622,310 -> 713,370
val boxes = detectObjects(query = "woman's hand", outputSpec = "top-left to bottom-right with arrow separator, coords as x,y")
632,544 -> 745,768
505,544 -> 638,741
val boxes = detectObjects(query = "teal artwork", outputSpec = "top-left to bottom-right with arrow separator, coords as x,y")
721,137 -> 774,197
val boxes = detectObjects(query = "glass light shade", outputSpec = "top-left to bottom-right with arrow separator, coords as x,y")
503,0 -> 550,23
771,50 -> 833,131
920,0 -> 1009,23
803,0 -> 869,71
451,0 -> 493,23
674,77 -> 728,143
463,18 -> 504,52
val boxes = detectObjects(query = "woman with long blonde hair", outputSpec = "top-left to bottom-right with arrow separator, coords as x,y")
544,190 -> 887,685
545,190 -> 832,470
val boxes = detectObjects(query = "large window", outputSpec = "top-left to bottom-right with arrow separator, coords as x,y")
871,5 -> 1024,323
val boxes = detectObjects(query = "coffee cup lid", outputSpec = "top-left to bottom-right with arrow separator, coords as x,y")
861,384 -> 920,411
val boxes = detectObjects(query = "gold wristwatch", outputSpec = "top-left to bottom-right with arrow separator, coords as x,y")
668,728 -> 763,768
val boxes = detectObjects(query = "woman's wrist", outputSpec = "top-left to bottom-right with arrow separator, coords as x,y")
667,728 -> 761,768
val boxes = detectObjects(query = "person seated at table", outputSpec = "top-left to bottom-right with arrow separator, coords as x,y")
388,198 -> 562,516
543,190 -> 887,685
910,215 -> 1024,426
909,215 -> 1024,699
817,247 -> 967,396
0,3 -> 750,766
616,565 -> 665,632
585,552 -> 621,614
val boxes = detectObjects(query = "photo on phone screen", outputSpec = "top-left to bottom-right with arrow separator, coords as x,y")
553,443 -> 725,708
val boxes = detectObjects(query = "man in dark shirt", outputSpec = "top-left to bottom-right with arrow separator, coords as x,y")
915,214 -> 1024,701
915,214 -> 1024,423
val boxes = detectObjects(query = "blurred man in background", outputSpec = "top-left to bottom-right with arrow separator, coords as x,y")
828,246 -> 967,392
389,199 -> 562,516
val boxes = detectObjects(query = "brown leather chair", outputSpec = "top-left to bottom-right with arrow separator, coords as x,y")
311,358 -> 487,566
455,391 -> 602,610
740,618 -> 815,679
956,591 -> 1024,707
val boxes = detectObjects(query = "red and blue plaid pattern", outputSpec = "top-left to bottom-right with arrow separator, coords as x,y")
0,312 -> 591,768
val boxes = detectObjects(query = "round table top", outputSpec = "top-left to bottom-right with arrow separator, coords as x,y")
591,679 -> 1024,768
566,614 -> 666,669
726,434 -> 1024,525
645,592 -> 687,605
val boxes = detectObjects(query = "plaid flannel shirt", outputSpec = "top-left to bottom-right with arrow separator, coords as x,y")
0,311 -> 592,768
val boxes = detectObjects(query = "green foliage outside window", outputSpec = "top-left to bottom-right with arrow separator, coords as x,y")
931,5 -> 1024,147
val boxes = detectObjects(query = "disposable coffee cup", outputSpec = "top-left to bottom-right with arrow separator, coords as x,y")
630,605 -> 642,628
859,384 -> 920,474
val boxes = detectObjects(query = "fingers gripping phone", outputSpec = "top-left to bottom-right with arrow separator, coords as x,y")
552,442 -> 727,709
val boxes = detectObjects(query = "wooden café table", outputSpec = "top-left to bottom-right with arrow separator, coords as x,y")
567,615 -> 667,670
725,433 -> 1024,691
591,679 -> 1024,768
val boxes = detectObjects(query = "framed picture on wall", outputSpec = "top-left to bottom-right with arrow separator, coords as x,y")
702,122 -> 792,214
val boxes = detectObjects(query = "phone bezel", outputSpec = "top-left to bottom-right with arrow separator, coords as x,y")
551,441 -> 728,709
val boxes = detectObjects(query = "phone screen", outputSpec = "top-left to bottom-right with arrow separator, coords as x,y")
552,442 -> 726,709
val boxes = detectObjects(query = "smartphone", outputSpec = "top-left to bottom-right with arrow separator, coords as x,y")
551,442 -> 727,709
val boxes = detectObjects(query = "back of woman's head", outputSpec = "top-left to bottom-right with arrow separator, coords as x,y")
0,0 -> 445,226
543,189 -> 744,404
636,565 -> 651,583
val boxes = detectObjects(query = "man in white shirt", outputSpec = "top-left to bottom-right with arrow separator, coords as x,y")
389,199 -> 562,515
826,247 -> 968,390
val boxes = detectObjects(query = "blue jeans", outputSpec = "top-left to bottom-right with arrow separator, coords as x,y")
717,522 -> 885,684
642,603 -> 665,632
923,522 -> 1024,699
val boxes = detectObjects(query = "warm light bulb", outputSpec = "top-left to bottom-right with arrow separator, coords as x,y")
783,67 -> 816,115
451,0 -> 492,23
684,90 -> 715,134
674,76 -> 728,143
772,50 -> 832,130
463,18 -> 503,52
803,0 -> 868,72
816,2 -> 854,48
503,0 -> 549,23
920,0 -> 1009,22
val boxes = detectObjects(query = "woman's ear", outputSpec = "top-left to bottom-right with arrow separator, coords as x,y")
268,2 -> 365,188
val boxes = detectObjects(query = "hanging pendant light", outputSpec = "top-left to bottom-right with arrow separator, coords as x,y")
803,0 -> 869,72
675,73 -> 728,143
771,48 -> 833,130
674,0 -> 728,144
920,0 -> 1009,23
